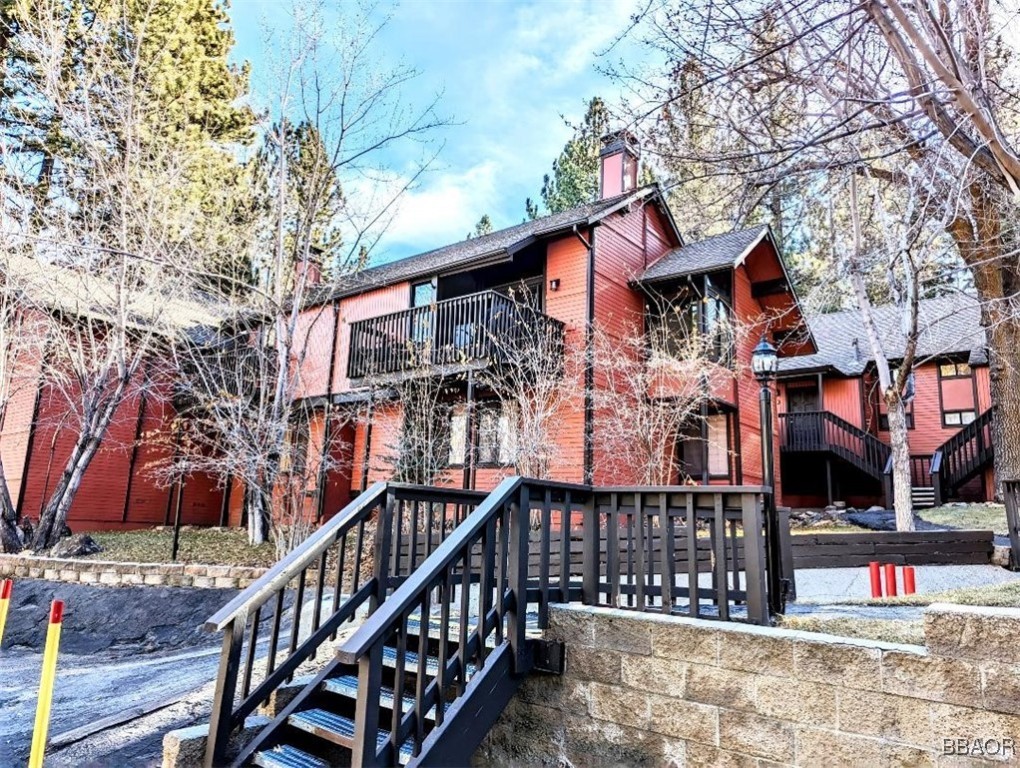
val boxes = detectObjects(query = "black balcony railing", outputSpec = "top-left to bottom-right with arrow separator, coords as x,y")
347,290 -> 565,381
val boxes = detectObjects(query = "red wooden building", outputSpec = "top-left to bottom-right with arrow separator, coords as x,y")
2,133 -> 996,535
776,294 -> 993,509
0,258 -> 226,533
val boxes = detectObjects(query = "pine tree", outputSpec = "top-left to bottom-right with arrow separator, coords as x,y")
538,96 -> 612,214
468,214 -> 493,238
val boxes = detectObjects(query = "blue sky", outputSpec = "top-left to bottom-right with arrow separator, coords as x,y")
228,0 -> 643,263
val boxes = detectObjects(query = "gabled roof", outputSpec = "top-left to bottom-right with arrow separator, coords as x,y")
639,225 -> 769,283
310,185 -> 670,305
778,293 -> 988,376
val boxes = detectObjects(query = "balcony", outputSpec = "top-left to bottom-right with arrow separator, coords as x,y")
347,289 -> 565,382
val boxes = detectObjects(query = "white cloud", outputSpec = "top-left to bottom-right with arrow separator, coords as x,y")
369,160 -> 502,261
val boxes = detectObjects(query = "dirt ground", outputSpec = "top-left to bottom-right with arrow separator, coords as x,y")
0,579 -> 238,766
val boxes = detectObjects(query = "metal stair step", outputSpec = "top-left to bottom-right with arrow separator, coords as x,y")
381,645 -> 477,677
322,674 -> 448,720
285,708 -> 413,764
252,743 -> 330,768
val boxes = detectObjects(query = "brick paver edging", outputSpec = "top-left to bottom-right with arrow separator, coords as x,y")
0,553 -> 268,589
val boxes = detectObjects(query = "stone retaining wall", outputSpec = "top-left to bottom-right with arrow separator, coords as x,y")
478,603 -> 1020,766
0,554 -> 266,589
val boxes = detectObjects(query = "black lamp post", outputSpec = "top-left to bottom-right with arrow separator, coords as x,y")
752,336 -> 784,617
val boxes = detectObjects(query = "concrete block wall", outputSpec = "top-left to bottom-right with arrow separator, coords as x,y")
0,554 -> 267,589
478,603 -> 1020,766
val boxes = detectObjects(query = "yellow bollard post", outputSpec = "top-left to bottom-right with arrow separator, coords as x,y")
0,579 -> 11,649
29,599 -> 64,768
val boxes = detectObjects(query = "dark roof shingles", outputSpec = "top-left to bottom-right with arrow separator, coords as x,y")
640,225 -> 768,282
779,294 -> 987,375
313,187 -> 660,304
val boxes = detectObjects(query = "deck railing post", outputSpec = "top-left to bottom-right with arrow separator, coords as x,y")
581,493 -> 598,605
741,494 -> 769,625
204,608 -> 247,767
777,507 -> 796,603
507,484 -> 531,674
372,490 -> 395,611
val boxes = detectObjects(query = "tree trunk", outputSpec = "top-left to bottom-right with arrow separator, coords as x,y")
952,183 -> 1020,497
986,317 -> 1020,496
885,396 -> 915,532
0,457 -> 22,553
32,430 -> 101,548
246,483 -> 270,545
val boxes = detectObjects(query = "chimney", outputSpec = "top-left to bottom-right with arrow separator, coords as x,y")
599,129 -> 641,199
295,246 -> 323,287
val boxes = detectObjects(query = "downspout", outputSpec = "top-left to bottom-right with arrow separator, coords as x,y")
316,300 -> 342,521
360,391 -> 374,492
574,224 -> 596,486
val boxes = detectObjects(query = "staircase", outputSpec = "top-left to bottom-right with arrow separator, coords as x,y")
931,408 -> 994,504
779,411 -> 891,481
199,479 -> 779,767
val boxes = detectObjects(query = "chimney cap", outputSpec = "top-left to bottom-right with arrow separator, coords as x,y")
600,129 -> 641,159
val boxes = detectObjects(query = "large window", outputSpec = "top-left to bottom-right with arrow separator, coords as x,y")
447,401 -> 514,467
648,272 -> 733,365
937,360 -> 977,427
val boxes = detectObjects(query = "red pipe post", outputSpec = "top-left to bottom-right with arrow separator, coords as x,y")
868,562 -> 882,598
883,563 -> 897,597
903,566 -> 916,595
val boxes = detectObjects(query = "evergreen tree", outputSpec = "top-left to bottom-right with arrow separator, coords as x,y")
250,119 -> 350,288
468,213 -> 493,238
523,197 -> 540,221
0,0 -> 254,281
537,96 -> 611,214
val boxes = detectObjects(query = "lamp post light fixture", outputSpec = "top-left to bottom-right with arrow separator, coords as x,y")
752,335 -> 785,618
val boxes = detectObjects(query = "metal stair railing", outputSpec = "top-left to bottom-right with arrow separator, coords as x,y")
930,408 -> 994,502
779,411 -> 891,480
202,483 -> 487,767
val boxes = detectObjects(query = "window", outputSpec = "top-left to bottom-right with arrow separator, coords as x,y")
447,402 -> 514,467
448,407 -> 467,466
648,272 -> 734,365
939,362 -> 971,378
411,281 -> 436,307
706,413 -> 730,478
943,410 -> 976,427
937,359 -> 977,428
477,406 -> 514,465
678,412 -> 731,481
878,408 -> 915,430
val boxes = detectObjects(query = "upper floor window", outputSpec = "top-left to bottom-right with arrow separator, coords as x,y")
648,272 -> 733,365
937,359 -> 977,428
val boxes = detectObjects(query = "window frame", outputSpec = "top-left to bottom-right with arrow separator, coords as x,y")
936,358 -> 977,428
445,400 -> 515,469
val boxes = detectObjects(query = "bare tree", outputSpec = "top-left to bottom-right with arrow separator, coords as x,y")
173,2 -> 448,544
624,0 -> 1020,490
591,304 -> 735,486
832,170 -> 956,529
0,3 -> 232,550
479,292 -> 576,479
